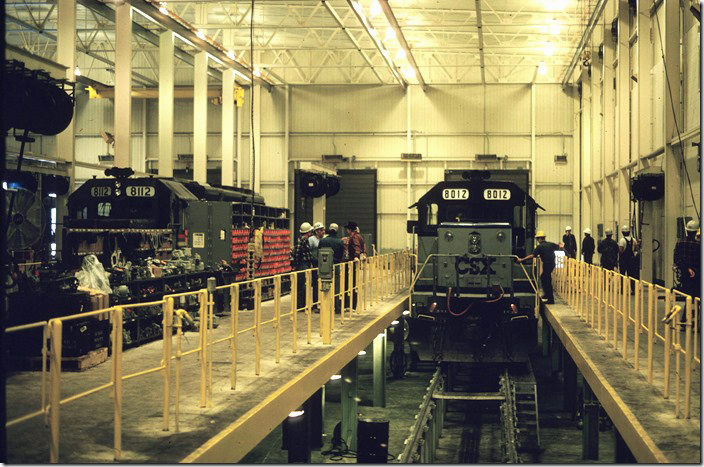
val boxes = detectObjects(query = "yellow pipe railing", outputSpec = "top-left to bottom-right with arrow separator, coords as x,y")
7,249 -> 412,463
553,257 -> 700,419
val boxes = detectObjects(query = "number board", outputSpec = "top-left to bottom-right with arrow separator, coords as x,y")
90,186 -> 112,197
483,188 -> 510,200
442,188 -> 469,200
125,186 -> 156,197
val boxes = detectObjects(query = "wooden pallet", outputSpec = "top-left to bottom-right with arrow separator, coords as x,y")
8,347 -> 109,372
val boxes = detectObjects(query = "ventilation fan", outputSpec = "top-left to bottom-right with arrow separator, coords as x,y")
5,187 -> 44,251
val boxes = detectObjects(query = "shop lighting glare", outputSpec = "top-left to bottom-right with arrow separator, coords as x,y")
370,1 -> 382,17
158,3 -> 169,15
369,28 -> 378,39
196,30 -> 206,40
403,310 -> 410,315
538,61 -> 547,75
227,50 -> 236,60
352,1 -> 364,14
358,350 -> 367,356
385,28 -> 396,40
74,67 -> 81,76
544,43 -> 554,56
288,410 -> 305,417
391,320 -> 400,325
253,68 -> 261,77
48,193 -> 57,198
330,374 -> 342,380
3,182 -> 8,190
549,20 -> 561,35
402,67 -> 415,78
395,49 -> 406,61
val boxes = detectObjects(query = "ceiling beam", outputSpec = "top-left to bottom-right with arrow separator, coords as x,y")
560,0 -> 608,88
474,0 -> 485,84
344,0 -> 407,89
378,0 -> 427,91
321,0 -> 384,84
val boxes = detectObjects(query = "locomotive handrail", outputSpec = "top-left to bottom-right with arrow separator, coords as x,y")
398,367 -> 444,463
553,257 -> 700,420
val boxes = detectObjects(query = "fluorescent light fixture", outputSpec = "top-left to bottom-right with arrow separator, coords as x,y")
358,350 -> 367,356
74,67 -> 81,76
253,68 -> 261,77
538,61 -> 547,75
195,30 -> 206,40
48,193 -> 57,198
544,43 -> 554,56
391,320 -> 400,325
227,50 -> 236,60
288,410 -> 305,417
3,182 -> 8,190
403,310 -> 410,315
173,32 -> 195,47
549,19 -> 561,35
370,1 -> 382,17
330,374 -> 342,380
385,28 -> 396,41
395,49 -> 406,61
158,3 -> 169,15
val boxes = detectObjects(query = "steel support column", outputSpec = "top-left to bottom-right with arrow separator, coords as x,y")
56,0 -> 76,185
193,51 -> 208,184
114,0 -> 132,168
251,85 -> 261,193
602,8 -> 616,232
159,31 -> 174,177
373,330 -> 386,407
341,357 -> 358,450
662,0 -> 683,287
222,69 -> 235,186
590,24 -> 603,238
236,101 -> 242,188
562,348 -> 578,414
616,0 -> 631,228
582,381 -> 600,460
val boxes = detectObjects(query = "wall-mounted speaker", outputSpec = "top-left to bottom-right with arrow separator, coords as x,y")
630,173 -> 664,201
299,171 -> 327,197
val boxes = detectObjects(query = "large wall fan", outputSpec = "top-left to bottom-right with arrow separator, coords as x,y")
5,187 -> 44,251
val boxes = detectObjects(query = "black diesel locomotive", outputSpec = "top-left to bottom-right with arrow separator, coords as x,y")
404,170 -> 543,364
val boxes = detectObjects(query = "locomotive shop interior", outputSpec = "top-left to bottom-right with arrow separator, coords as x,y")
1,0 -> 701,463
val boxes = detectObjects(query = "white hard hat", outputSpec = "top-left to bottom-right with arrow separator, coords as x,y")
313,221 -> 324,231
565,225 -> 572,231
583,228 -> 591,235
329,223 -> 339,231
621,224 -> 630,233
685,220 -> 699,232
605,228 -> 613,235
299,222 -> 313,234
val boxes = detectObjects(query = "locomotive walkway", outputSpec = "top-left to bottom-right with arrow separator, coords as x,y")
543,295 -> 700,463
5,289 -> 410,463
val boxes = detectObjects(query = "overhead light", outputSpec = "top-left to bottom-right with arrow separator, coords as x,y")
538,61 -> 547,75
401,67 -> 415,78
402,310 -> 410,315
547,0 -> 567,10
369,28 -> 378,39
330,374 -> 342,380
381,48 -> 390,58
74,66 -> 81,76
358,350 -> 367,356
158,3 -> 168,15
378,332 -> 386,338
544,43 -> 554,56
370,1 -> 382,17
288,410 -> 305,418
385,28 -> 396,41
391,320 -> 400,325
549,19 -> 561,35
395,49 -> 406,61
48,193 -> 57,198
227,50 -> 236,60
196,30 -> 206,40
253,68 -> 261,77
352,1 -> 364,14
3,182 -> 7,190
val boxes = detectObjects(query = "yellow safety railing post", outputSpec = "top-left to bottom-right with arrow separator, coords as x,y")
174,310 -> 183,432
255,280 -> 262,375
684,296 -> 692,419
113,306 -> 123,461
332,265 -> 337,326
162,298 -> 174,431
306,270 -> 312,344
339,263 -> 346,322
318,275 -> 323,338
321,278 -> 332,345
275,275 -> 281,363
208,286 -> 214,405
231,283 -> 239,389
634,281 -> 640,370
42,322 -> 49,426
49,319 -> 62,463
291,273 -> 298,353
647,283 -> 654,384
199,290 -> 207,408
675,310 -> 681,417
664,292 -> 673,399
622,276 -> 628,360
347,262 -> 354,313
354,259 -> 361,314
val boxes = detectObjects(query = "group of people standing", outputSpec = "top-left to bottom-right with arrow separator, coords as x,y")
290,220 -> 366,311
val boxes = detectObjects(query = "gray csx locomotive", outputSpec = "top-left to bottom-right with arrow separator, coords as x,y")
405,170 -> 543,364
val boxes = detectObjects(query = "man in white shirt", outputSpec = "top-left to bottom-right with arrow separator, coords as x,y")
618,225 -> 639,293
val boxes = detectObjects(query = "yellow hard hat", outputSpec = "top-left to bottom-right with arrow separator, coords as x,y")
535,230 -> 546,238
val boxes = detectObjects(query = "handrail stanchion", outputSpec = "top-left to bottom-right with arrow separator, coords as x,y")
613,275 -> 619,350
622,276 -> 628,360
113,306 -> 123,460
255,280 -> 262,375
347,262 -> 354,313
174,310 -> 183,431
274,275 -> 281,363
597,268 -> 602,336
42,322 -> 49,425
675,310 -> 682,417
199,290 -> 207,408
49,319 -> 62,463
339,263 -> 346,321
208,285 -> 214,405
684,296 -> 693,419
318,276 -> 323,337
590,265 -> 595,327
634,281 -> 640,370
664,290 -> 672,399
354,259 -> 361,314
291,274 -> 298,353
647,283 -> 654,384
162,298 -> 174,431
231,283 -> 240,388
604,272 -> 610,342
306,270 -> 312,344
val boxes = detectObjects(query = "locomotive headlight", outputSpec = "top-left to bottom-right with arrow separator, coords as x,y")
444,231 -> 454,242
496,231 -> 506,242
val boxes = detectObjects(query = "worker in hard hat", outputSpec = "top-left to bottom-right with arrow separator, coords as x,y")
618,224 -> 640,293
517,230 -> 558,304
597,227 -> 618,271
674,219 -> 701,299
562,226 -> 578,259
582,228 -> 595,264
291,222 -> 315,311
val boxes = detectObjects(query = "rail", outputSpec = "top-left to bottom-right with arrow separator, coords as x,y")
553,257 -> 700,419
398,367 -> 444,463
5,249 -> 413,463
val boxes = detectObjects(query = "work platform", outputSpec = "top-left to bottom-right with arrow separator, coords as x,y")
5,290 -> 409,463
543,299 -> 701,463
